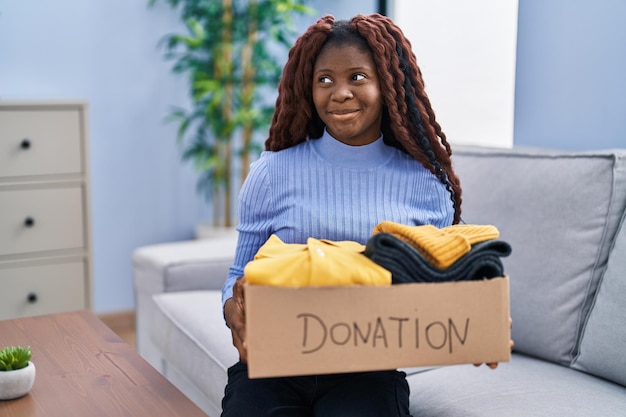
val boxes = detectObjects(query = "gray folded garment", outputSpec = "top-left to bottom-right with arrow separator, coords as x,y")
363,233 -> 512,284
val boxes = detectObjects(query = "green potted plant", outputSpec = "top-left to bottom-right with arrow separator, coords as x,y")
149,0 -> 314,229
0,345 -> 35,400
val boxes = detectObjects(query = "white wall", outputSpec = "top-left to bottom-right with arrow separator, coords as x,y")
393,0 -> 519,148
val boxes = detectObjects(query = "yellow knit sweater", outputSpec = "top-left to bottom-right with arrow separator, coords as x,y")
372,221 -> 500,269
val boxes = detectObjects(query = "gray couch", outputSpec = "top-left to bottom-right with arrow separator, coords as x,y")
133,145 -> 626,417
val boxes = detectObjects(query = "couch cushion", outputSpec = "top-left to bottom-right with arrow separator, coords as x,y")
453,147 -> 626,365
407,354 -> 626,417
573,211 -> 626,386
132,235 -> 237,372
133,234 -> 238,292
151,291 -> 238,417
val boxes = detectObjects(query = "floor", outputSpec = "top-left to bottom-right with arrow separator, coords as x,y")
98,310 -> 136,348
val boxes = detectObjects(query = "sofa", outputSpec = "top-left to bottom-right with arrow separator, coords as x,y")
133,145 -> 626,417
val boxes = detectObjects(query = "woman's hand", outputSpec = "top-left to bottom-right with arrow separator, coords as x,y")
474,317 -> 514,369
224,277 -> 248,363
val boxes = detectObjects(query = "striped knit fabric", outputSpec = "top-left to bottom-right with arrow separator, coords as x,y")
372,221 -> 500,269
222,130 -> 455,305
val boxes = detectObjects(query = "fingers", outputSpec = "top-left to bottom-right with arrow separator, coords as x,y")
233,277 -> 246,310
227,305 -> 248,363
225,277 -> 248,363
231,325 -> 248,364
508,317 -> 515,352
473,362 -> 499,369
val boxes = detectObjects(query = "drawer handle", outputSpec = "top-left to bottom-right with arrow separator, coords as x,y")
24,217 -> 35,227
27,293 -> 38,304
20,139 -> 31,150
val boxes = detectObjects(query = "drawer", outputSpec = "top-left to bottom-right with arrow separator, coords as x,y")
0,109 -> 83,178
0,187 -> 85,256
0,260 -> 87,319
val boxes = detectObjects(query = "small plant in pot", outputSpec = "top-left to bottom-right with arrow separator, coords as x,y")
0,346 -> 35,400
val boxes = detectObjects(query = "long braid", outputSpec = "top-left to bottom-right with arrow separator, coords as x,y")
352,14 -> 462,223
396,45 -> 458,219
265,13 -> 462,223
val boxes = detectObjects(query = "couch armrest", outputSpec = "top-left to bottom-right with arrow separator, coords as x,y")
132,232 -> 238,370
133,233 -> 238,294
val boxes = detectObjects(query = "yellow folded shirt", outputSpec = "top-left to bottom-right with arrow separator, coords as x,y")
244,234 -> 391,287
372,221 -> 500,269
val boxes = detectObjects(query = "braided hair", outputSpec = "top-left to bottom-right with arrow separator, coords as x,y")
266,13 -> 462,224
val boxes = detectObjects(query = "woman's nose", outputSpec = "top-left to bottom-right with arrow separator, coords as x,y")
332,83 -> 354,101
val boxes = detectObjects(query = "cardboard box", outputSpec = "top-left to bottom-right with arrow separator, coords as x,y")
245,276 -> 510,378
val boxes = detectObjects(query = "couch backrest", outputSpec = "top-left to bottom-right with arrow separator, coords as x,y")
452,146 -> 626,366
572,209 -> 626,386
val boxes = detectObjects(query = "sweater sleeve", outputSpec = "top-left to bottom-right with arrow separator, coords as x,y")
221,155 -> 275,307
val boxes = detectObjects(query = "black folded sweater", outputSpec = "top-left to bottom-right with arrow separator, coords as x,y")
363,232 -> 512,284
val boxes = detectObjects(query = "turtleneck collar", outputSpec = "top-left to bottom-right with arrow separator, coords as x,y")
308,129 -> 394,169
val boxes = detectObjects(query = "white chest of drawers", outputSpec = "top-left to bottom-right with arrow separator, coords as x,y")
0,101 -> 92,319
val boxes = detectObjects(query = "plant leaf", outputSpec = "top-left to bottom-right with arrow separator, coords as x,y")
0,346 -> 31,371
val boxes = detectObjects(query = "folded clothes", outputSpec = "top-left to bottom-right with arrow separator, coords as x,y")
244,234 -> 391,287
372,221 -> 500,269
364,232 -> 512,283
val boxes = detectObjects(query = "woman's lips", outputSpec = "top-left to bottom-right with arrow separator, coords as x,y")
328,109 -> 360,120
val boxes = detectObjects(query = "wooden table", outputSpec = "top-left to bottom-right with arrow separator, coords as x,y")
0,310 -> 208,417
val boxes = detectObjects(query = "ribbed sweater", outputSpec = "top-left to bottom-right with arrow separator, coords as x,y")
222,130 -> 454,305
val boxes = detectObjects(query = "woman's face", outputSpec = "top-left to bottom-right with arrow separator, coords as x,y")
312,43 -> 383,146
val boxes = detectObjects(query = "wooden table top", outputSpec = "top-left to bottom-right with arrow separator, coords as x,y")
0,310 -> 208,417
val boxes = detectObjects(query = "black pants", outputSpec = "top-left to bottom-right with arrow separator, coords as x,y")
221,361 -> 412,417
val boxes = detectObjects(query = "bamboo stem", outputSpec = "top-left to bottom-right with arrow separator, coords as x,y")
219,0 -> 233,227
241,0 -> 258,183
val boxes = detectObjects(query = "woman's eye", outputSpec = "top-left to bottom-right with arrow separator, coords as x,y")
319,76 -> 332,84
353,73 -> 366,81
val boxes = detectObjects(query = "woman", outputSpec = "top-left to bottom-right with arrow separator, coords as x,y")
222,13 -> 464,417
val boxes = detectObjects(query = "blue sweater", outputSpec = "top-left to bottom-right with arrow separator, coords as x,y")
222,130 -> 454,304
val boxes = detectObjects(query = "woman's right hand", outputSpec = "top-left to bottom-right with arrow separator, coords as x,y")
224,277 -> 248,363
